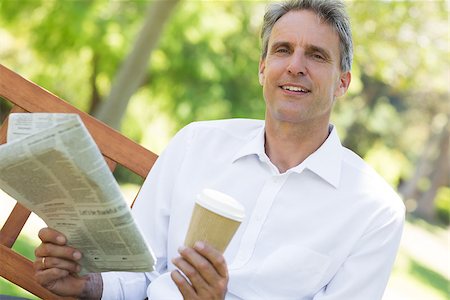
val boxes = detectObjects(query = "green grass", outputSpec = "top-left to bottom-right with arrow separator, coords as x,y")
409,258 -> 449,299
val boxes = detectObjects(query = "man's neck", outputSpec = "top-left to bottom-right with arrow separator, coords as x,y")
264,119 -> 330,173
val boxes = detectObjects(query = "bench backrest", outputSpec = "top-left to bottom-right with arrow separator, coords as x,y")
0,64 -> 158,299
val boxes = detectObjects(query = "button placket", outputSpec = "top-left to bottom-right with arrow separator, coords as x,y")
230,175 -> 288,269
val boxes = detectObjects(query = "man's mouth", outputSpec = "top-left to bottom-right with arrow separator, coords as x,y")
280,85 -> 311,93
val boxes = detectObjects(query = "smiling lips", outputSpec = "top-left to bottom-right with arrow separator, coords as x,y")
280,84 -> 311,93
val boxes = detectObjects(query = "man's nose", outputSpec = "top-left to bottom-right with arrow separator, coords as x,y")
287,52 -> 307,76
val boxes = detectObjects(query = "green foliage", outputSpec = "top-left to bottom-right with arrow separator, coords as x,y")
0,234 -> 39,299
113,164 -> 144,186
0,96 -> 12,123
0,0 -> 148,112
349,1 -> 448,93
0,277 -> 39,299
11,234 -> 37,261
0,6 -> 447,299
435,187 -> 450,225
0,1 -> 447,195
148,1 -> 266,131
364,142 -> 411,187
337,1 -> 448,155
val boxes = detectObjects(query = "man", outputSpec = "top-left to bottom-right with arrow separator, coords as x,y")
34,0 -> 405,299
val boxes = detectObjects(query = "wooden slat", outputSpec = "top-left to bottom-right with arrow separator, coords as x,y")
105,156 -> 118,172
0,105 -> 26,145
0,64 -> 160,298
0,244 -> 76,300
0,203 -> 31,248
0,64 -> 158,178
1,107 -> 34,248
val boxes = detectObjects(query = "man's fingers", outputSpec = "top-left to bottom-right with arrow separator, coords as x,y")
172,255 -> 210,293
35,268 -> 69,287
34,256 -> 81,273
178,245 -> 219,284
38,227 -> 67,245
177,243 -> 228,288
173,243 -> 229,298
171,270 -> 197,299
193,242 -> 228,278
35,242 -> 82,262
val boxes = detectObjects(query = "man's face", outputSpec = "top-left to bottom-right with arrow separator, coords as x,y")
259,10 -> 351,127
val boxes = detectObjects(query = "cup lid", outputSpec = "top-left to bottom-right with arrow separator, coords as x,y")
196,189 -> 245,222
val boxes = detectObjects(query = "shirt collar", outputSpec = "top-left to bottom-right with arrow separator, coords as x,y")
290,125 -> 343,188
232,124 -> 343,188
231,124 -> 267,163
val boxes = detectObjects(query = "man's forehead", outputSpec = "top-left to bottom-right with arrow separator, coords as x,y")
269,10 -> 340,50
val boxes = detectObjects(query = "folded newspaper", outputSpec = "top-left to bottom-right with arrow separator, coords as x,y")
0,113 -> 155,274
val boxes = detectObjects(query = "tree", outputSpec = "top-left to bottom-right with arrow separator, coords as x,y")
1,1 -> 448,221
94,0 -> 180,129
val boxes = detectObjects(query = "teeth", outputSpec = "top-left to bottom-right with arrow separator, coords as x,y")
282,86 -> 308,92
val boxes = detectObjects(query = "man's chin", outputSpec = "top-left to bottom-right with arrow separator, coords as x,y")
267,112 -> 309,125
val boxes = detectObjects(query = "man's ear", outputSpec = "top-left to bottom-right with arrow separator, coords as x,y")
334,71 -> 351,98
258,58 -> 265,86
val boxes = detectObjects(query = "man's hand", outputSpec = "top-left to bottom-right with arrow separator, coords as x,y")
171,242 -> 228,300
34,227 -> 103,299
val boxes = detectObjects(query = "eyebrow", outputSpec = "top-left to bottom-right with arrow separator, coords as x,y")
269,40 -> 334,62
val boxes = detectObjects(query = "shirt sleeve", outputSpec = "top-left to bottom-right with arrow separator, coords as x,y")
100,124 -> 194,298
101,272 -> 151,300
314,203 -> 405,300
132,123 -> 193,273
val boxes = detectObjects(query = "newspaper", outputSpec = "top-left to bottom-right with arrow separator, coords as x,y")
0,113 -> 155,274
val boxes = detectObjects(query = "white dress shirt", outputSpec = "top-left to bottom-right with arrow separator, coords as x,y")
101,119 -> 405,300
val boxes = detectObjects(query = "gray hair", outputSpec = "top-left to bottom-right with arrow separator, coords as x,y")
260,0 -> 353,72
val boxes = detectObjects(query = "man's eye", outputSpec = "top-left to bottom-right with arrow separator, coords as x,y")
276,48 -> 289,53
314,54 -> 324,59
312,53 -> 326,61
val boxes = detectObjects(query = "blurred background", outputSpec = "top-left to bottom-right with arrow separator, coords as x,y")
0,0 -> 448,298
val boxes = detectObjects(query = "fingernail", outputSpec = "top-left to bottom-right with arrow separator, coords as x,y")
194,241 -> 204,250
56,235 -> 65,244
178,246 -> 186,253
73,251 -> 82,260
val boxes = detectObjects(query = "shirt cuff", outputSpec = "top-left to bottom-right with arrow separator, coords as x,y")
101,271 -> 150,300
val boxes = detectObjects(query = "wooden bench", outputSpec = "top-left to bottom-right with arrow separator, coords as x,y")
0,64 -> 158,299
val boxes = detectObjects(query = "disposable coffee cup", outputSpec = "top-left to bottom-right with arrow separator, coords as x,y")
184,189 -> 245,253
